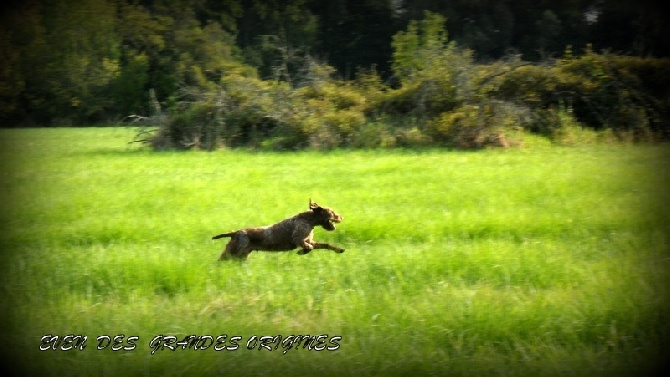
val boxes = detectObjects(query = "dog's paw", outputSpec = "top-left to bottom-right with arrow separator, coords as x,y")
336,249 -> 345,253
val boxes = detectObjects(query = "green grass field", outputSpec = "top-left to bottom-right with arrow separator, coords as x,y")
1,128 -> 668,376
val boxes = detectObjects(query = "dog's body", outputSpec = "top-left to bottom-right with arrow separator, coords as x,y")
213,199 -> 344,260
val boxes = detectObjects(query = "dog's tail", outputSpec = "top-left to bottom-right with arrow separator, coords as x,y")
212,232 -> 235,240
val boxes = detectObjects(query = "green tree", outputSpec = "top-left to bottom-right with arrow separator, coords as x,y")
591,0 -> 670,57
115,0 -> 251,115
112,2 -> 167,116
535,10 -> 562,57
310,0 -> 400,78
0,1 -> 37,124
34,0 -> 120,124
237,0 -> 318,82
391,11 -> 449,83
388,11 -> 476,119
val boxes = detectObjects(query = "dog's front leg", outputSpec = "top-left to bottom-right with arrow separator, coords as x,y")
311,242 -> 345,254
297,242 -> 313,255
293,228 -> 314,255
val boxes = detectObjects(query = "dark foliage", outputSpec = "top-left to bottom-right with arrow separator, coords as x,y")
1,1 -> 669,149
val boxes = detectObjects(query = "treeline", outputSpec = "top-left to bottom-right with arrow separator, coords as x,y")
1,0 -> 669,149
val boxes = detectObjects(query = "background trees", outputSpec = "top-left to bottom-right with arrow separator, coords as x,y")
1,0 -> 668,148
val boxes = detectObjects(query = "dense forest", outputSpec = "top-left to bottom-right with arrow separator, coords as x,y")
1,0 -> 669,148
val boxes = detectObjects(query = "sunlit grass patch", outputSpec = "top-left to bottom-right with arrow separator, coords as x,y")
0,128 -> 668,376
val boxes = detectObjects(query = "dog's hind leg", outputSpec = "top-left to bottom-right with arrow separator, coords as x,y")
219,239 -> 236,260
220,235 -> 253,261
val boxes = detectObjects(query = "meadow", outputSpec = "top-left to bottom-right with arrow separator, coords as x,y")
0,128 -> 668,376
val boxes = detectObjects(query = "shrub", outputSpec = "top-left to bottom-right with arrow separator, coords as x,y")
394,126 -> 432,148
387,11 -> 476,119
146,33 -> 670,151
481,49 -> 670,142
350,121 -> 395,148
428,101 -> 527,149
550,105 -> 599,145
489,65 -> 560,107
151,100 -> 224,150
279,75 -> 369,149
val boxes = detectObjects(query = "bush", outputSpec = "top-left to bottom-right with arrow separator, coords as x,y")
151,100 -> 224,151
550,106 -> 599,145
146,34 -> 670,151
394,126 -> 432,148
488,49 -> 670,141
269,76 -> 370,150
349,121 -> 396,148
428,101 -> 527,148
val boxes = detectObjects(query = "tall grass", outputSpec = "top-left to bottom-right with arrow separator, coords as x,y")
0,128 -> 668,376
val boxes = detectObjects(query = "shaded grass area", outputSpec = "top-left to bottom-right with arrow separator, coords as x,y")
0,128 -> 669,376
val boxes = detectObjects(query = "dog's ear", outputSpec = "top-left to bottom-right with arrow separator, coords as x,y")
309,198 -> 320,210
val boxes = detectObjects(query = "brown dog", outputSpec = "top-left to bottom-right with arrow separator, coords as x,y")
212,199 -> 344,260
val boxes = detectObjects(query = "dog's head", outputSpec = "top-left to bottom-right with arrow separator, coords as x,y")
309,199 -> 343,231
